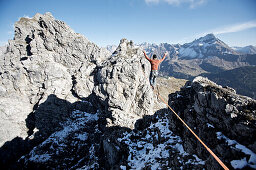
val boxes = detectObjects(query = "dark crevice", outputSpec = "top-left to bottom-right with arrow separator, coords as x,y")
25,35 -> 33,56
38,31 -> 46,40
25,36 -> 32,44
56,38 -> 64,47
20,57 -> 28,61
26,45 -> 32,56
42,83 -> 46,89
39,18 -> 48,29
70,75 -> 84,100
23,67 -> 31,74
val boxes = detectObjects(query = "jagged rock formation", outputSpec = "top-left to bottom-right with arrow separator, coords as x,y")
1,12 -> 256,169
0,12 -> 154,168
168,76 -> 256,169
17,77 -> 256,169
93,38 -> 154,128
0,12 -> 108,146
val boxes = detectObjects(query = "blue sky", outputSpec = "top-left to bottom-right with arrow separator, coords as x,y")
0,0 -> 256,47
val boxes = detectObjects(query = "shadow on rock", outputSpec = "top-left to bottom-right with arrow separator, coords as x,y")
0,94 -> 97,169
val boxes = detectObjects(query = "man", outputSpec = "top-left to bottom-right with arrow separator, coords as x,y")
143,51 -> 167,89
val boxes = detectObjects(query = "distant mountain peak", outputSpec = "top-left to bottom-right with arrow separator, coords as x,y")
196,33 -> 218,44
202,33 -> 216,39
233,45 -> 256,54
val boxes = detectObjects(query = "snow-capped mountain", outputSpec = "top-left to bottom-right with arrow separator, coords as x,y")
178,33 -> 238,58
233,45 -> 256,54
121,34 -> 239,60
128,34 -> 255,82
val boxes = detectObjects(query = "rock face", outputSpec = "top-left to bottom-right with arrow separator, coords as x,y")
16,77 -> 256,169
0,12 -> 108,145
0,12 -> 154,168
93,39 -> 154,128
168,76 -> 256,169
1,12 -> 256,169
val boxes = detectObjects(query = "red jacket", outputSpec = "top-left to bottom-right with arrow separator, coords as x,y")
144,52 -> 166,70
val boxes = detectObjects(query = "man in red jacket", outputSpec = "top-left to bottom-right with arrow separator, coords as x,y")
143,51 -> 167,89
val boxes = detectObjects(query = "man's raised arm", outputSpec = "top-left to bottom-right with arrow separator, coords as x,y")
143,51 -> 151,61
160,52 -> 167,62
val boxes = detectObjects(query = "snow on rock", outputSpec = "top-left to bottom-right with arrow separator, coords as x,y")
19,101 -> 102,169
169,76 -> 256,169
118,113 -> 205,169
178,33 -> 237,59
179,47 -> 198,58
217,132 -> 256,169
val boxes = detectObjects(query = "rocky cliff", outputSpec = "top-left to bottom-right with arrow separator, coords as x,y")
168,77 -> 256,169
0,12 -> 255,169
0,12 -> 154,168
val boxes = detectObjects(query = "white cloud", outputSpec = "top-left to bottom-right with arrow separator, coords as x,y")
179,21 -> 256,45
145,0 -> 206,8
211,21 -> 256,35
145,0 -> 160,3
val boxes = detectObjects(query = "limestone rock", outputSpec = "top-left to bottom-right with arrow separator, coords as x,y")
0,12 -> 153,150
0,12 -> 106,147
168,76 -> 256,169
93,38 -> 154,128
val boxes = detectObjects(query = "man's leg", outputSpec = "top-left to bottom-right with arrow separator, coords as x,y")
149,71 -> 153,86
149,71 -> 155,89
152,70 -> 158,87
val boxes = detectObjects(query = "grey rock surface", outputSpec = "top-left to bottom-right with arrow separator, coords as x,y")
93,38 -> 154,128
168,76 -> 256,169
0,12 -> 153,150
1,12 -> 255,170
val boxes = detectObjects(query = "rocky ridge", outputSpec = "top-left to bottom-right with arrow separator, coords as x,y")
0,12 -> 155,168
168,76 -> 256,169
17,77 -> 256,169
0,12 -> 256,169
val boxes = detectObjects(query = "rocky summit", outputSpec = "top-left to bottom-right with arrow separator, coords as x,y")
0,12 -> 256,169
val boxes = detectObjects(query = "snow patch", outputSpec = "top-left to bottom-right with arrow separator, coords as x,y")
216,132 -> 256,169
179,47 -> 197,58
231,158 -> 248,169
207,123 -> 214,128
118,114 -> 205,169
23,104 -> 100,164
